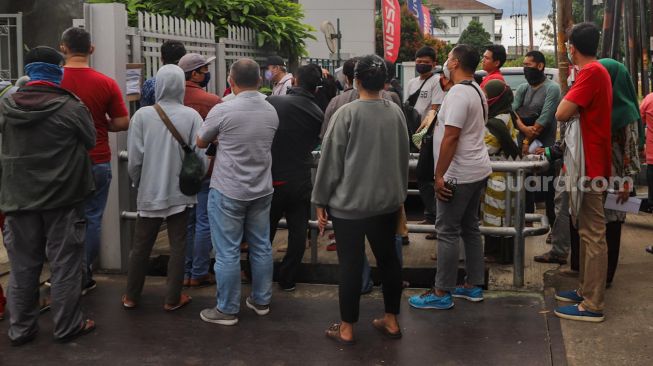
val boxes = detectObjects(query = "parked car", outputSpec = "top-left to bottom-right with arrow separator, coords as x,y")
474,67 -> 560,91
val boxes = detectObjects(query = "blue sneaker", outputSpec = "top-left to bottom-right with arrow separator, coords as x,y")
452,286 -> 484,302
408,289 -> 454,310
555,289 -> 584,303
554,304 -> 604,323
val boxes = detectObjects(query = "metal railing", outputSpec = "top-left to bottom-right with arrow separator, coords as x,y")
118,151 -> 550,287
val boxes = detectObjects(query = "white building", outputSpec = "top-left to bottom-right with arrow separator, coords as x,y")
298,0 -> 375,60
427,0 -> 503,45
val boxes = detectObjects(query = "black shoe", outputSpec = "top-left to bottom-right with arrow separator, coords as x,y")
280,284 -> 296,292
401,236 -> 410,246
82,280 -> 97,296
11,332 -> 38,347
533,252 -> 567,265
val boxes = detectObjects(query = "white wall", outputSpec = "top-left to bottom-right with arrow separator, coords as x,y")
299,0 -> 375,60
434,12 -> 497,44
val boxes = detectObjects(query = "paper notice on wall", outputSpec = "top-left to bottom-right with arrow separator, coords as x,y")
604,193 -> 642,214
126,68 -> 142,96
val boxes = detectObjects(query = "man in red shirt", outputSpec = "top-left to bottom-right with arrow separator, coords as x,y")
60,27 -> 130,294
479,44 -> 506,89
177,53 -> 222,288
554,22 -> 612,323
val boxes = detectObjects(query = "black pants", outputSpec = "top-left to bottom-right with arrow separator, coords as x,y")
570,220 -> 621,284
269,179 -> 311,288
332,211 -> 402,323
525,169 -> 556,226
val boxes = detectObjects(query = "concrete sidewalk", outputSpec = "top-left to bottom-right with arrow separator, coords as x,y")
0,276 -> 562,366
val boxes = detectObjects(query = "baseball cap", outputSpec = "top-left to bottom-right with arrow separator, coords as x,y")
265,55 -> 286,67
178,53 -> 216,72
24,46 -> 64,66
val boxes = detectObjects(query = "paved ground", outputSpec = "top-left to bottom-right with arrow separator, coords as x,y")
545,213 -> 653,366
0,276 -> 561,366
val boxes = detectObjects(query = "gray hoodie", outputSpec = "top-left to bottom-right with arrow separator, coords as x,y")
127,65 -> 207,212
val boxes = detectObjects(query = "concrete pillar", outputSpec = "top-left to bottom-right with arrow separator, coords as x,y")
83,3 -> 129,272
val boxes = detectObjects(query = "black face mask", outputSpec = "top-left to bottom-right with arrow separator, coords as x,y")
416,63 -> 433,75
523,67 -> 545,85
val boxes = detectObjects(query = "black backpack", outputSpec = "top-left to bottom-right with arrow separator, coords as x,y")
403,74 -> 434,151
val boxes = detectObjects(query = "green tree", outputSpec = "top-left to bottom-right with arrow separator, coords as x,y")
457,20 -> 492,54
88,0 -> 315,58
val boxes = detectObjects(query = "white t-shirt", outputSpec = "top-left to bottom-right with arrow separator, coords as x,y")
432,81 -> 492,184
406,74 -> 446,118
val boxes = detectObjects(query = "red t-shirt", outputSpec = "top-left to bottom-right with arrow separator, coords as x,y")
184,81 -> 222,119
480,69 -> 505,89
61,67 -> 128,164
564,61 -> 613,179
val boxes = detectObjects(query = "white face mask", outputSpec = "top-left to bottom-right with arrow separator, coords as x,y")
443,60 -> 451,80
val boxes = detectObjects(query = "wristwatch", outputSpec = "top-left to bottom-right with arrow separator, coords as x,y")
522,139 -> 530,145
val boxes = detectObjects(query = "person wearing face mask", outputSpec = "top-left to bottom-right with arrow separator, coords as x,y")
406,46 -> 446,238
512,50 -> 561,250
1,46 -> 97,345
265,55 -> 294,96
553,22 -> 612,323
409,44 -> 491,311
177,53 -> 222,288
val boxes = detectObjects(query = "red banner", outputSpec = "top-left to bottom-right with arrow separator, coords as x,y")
422,5 -> 432,36
382,0 -> 401,63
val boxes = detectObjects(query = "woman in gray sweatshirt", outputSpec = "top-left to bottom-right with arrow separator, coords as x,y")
312,55 -> 409,344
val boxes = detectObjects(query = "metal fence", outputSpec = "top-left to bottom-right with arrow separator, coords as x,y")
301,57 -> 341,76
125,11 -> 218,94
0,13 -> 23,84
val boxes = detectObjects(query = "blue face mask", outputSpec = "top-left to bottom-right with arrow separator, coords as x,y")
265,70 -> 273,81
199,72 -> 211,88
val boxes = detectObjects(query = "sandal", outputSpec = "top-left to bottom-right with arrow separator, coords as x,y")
164,293 -> 192,312
372,318 -> 402,339
121,295 -> 137,310
325,323 -> 355,345
57,319 -> 96,343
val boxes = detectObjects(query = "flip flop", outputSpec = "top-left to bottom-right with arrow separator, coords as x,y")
372,319 -> 402,339
57,319 -> 96,343
325,323 -> 355,345
121,295 -> 137,310
164,293 -> 192,312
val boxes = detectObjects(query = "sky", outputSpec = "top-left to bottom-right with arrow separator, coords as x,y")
479,0 -> 555,51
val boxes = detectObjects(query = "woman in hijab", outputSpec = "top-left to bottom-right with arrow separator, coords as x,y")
568,59 -> 642,287
482,79 -> 520,264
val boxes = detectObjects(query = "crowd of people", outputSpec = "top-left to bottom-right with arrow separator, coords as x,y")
0,21 -> 652,347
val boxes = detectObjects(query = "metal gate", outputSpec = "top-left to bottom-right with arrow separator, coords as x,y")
0,13 -> 23,84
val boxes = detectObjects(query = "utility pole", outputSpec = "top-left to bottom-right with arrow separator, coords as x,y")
528,0 -> 534,51
639,0 -> 649,95
610,0 -> 622,60
510,13 -> 527,56
601,0 -> 615,58
584,0 -> 593,22
553,0 -> 558,66
556,0 -> 573,94
625,0 -> 637,88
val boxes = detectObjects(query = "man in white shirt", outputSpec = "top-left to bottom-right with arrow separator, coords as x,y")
265,55 -> 293,96
405,46 -> 446,237
408,44 -> 491,311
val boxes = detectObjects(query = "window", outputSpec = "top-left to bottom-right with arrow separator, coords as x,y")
472,16 -> 480,22
451,16 -> 458,27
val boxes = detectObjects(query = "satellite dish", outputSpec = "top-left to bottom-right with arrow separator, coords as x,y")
321,21 -> 338,54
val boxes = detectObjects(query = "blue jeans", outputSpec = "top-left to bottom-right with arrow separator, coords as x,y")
208,189 -> 273,315
84,162 -> 112,283
185,180 -> 212,279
